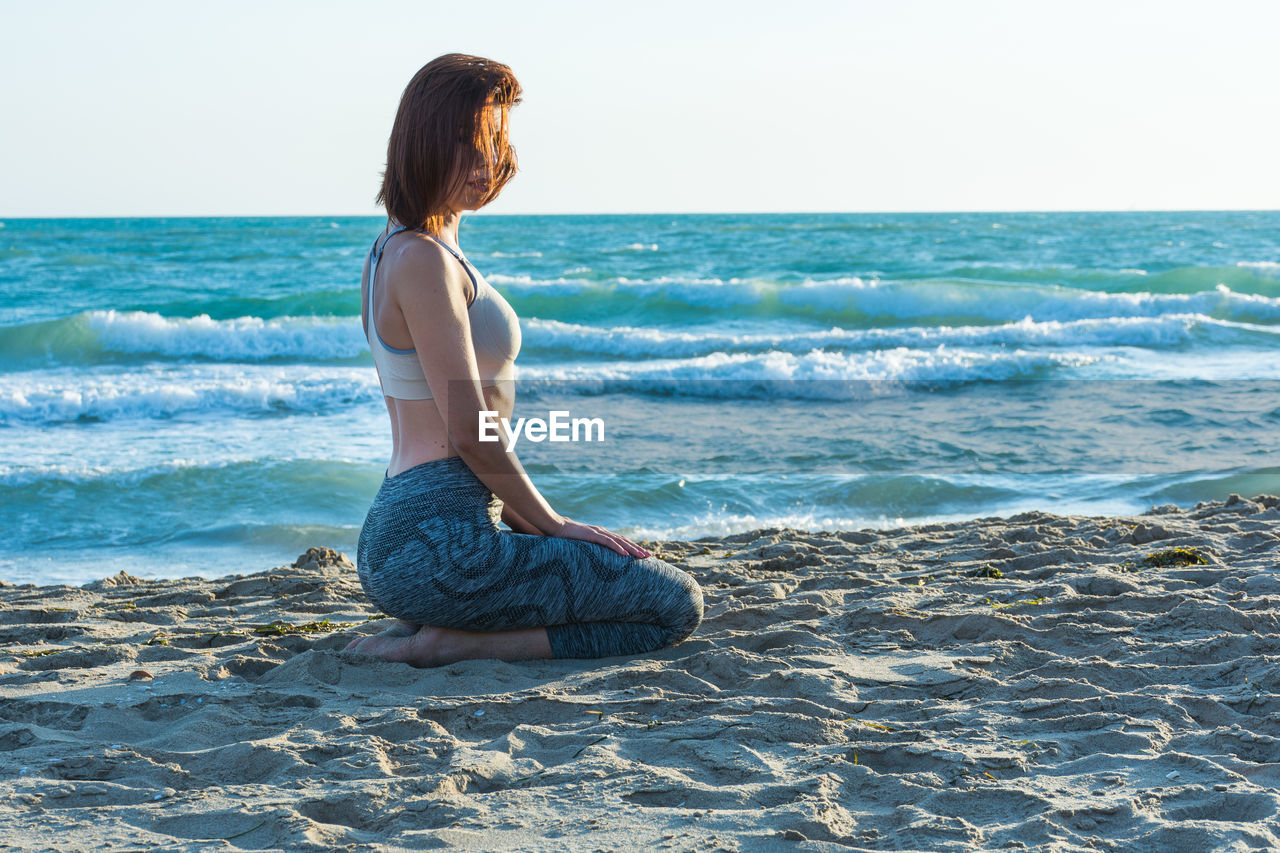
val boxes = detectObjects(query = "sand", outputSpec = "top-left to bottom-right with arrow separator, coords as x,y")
2,495 -> 1279,851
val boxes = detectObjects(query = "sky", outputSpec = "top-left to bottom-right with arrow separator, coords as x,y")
2,0 -> 1278,216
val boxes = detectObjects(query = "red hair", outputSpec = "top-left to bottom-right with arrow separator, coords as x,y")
377,53 -> 522,234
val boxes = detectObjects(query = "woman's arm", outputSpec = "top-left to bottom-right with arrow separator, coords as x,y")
391,238 -> 645,557
501,502 -> 543,535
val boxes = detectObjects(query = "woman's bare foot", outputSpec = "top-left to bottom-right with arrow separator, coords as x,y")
343,624 -> 551,667
343,618 -> 418,652
343,625 -> 464,666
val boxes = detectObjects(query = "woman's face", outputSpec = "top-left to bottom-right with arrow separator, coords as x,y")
446,104 -> 505,213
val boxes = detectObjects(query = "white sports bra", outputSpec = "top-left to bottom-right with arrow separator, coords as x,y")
364,226 -> 521,400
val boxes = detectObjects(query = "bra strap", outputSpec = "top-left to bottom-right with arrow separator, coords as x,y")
425,234 -> 480,303
425,233 -> 466,263
367,225 -> 412,339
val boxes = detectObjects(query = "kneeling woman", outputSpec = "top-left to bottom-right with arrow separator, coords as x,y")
345,54 -> 703,666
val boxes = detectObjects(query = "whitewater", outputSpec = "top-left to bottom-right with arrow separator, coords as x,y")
2,212 -> 1277,582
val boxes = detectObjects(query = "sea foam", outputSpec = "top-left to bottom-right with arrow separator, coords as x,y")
86,311 -> 367,361
0,365 -> 380,424
0,311 -> 368,366
521,313 -> 1270,358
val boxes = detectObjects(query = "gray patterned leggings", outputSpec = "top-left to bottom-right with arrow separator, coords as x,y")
356,455 -> 704,659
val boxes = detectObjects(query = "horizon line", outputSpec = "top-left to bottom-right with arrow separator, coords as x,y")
2,207 -> 1278,221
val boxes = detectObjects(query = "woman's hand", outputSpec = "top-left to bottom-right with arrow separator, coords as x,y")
548,517 -> 651,559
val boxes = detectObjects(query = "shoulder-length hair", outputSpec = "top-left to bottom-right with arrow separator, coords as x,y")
377,53 -> 522,234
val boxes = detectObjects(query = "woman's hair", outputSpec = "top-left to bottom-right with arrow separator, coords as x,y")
377,53 -> 522,233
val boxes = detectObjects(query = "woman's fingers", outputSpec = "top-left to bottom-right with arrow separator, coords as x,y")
593,529 -> 630,556
616,535 -> 651,559
617,535 -> 650,558
559,519 -> 651,558
592,525 -> 649,558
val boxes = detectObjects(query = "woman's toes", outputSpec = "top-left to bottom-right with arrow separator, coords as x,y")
339,625 -> 461,667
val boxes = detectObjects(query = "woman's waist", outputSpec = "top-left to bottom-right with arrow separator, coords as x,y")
385,389 -> 515,477
380,454 -> 490,494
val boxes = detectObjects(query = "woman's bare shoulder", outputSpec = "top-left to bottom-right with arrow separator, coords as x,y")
385,234 -> 472,307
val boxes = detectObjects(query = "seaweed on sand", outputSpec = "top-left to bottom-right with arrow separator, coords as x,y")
1140,547 -> 1209,568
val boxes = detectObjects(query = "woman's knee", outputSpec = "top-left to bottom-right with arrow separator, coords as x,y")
659,563 -> 704,644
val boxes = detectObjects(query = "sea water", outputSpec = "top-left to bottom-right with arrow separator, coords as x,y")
2,212 -> 1278,583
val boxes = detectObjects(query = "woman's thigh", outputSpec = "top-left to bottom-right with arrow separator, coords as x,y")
366,523 -> 701,636
483,530 -> 702,634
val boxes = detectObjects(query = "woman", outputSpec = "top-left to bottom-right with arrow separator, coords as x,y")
344,54 -> 704,667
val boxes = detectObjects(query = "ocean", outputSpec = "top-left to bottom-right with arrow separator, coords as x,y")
2,212 -> 1278,584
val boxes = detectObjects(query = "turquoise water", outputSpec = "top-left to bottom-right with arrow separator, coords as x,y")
2,212 -> 1278,583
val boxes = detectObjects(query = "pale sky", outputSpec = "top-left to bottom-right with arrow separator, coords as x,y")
2,0 -> 1278,216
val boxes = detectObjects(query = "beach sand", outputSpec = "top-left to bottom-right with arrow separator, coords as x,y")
2,496 -> 1278,851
